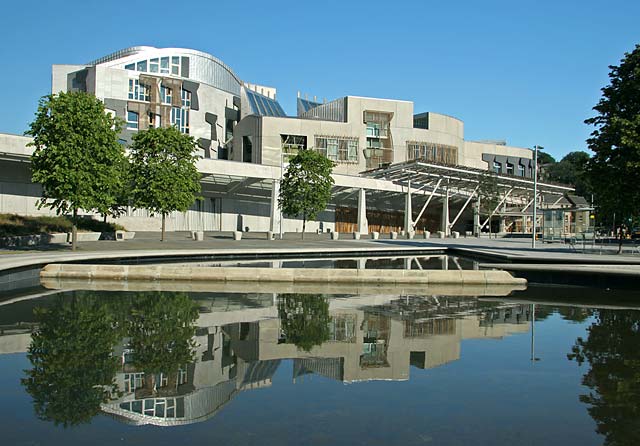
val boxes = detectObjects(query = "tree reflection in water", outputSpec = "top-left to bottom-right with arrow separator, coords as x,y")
22,293 -> 121,427
277,294 -> 331,352
568,310 -> 640,445
22,291 -> 199,426
128,292 -> 198,397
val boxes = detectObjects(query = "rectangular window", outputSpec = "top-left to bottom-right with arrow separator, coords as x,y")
181,89 -> 191,107
506,163 -> 514,175
136,60 -> 147,72
171,56 -> 180,75
149,58 -> 159,73
171,107 -> 189,134
149,113 -> 161,128
127,111 -> 139,130
281,134 -> 307,161
493,161 -> 501,173
314,136 -> 358,162
518,164 -> 525,177
406,141 -> 458,165
124,63 -> 135,71
160,85 -> 172,105
160,57 -> 170,74
327,138 -> 339,160
128,79 -> 150,101
347,140 -> 358,162
366,122 -> 381,137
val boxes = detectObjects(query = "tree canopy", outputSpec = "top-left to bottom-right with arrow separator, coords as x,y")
128,126 -> 201,241
585,44 -> 640,227
546,151 -> 592,197
278,149 -> 335,238
26,91 -> 126,250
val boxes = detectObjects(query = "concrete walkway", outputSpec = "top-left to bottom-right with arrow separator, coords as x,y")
2,231 -> 640,277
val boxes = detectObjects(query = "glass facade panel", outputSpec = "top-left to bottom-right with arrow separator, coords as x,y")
136,60 -> 147,72
149,58 -> 159,73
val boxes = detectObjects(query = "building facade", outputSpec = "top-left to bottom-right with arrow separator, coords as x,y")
0,46 -> 570,235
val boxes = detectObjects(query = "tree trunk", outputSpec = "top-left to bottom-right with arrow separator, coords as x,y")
302,214 -> 306,240
71,208 -> 78,251
161,213 -> 166,242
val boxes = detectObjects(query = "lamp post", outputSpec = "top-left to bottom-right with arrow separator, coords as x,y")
532,145 -> 540,248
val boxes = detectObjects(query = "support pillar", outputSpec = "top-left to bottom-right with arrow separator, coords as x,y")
473,196 -> 481,236
357,188 -> 368,235
404,181 -> 413,233
441,186 -> 450,236
500,217 -> 507,234
269,180 -> 281,234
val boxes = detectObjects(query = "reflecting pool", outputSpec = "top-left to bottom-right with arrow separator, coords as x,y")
1,287 -> 639,445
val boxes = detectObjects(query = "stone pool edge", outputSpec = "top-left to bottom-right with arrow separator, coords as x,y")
40,264 -> 526,286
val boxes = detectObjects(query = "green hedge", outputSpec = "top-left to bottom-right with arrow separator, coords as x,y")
0,214 -> 126,237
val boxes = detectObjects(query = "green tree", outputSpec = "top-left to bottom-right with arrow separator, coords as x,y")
478,172 -> 501,237
127,293 -> 198,395
22,293 -> 121,427
568,310 -> 640,445
279,149 -> 335,239
26,92 -> 126,250
128,127 -> 201,241
546,151 -> 592,197
585,44 -> 640,236
278,294 -> 331,352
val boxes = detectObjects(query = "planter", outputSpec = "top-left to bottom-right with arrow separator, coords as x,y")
74,232 -> 101,242
406,231 -> 415,240
452,231 -> 460,239
352,232 -> 360,240
371,232 -> 379,240
390,231 -> 398,240
437,231 -> 446,238
423,231 -> 430,239
233,231 -> 242,241
331,232 -> 339,240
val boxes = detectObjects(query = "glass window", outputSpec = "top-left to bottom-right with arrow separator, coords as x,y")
518,164 -> 525,177
171,56 -> 180,75
366,122 -> 380,137
160,85 -> 172,105
348,140 -> 358,162
506,163 -> 514,175
493,161 -> 501,173
149,58 -> 159,73
327,138 -> 339,160
128,79 -> 150,102
149,112 -> 161,128
124,63 -> 135,71
136,60 -> 147,72
171,107 -> 189,134
160,57 -> 170,74
181,89 -> 191,107
127,111 -> 138,130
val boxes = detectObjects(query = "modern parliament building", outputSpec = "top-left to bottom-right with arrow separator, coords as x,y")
0,46 -> 574,235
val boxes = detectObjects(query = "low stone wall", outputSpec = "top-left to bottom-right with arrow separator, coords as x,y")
40,264 -> 526,286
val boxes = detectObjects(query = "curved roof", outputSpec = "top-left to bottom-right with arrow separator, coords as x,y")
88,46 -> 243,95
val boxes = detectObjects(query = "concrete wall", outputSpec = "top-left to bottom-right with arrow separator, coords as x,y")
463,140 -> 533,170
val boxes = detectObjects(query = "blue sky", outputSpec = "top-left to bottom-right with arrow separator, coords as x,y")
1,0 -> 638,160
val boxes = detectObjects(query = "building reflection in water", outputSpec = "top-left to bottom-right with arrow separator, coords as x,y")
99,293 -> 530,426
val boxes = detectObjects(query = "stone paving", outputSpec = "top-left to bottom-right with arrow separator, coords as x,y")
1,231 -> 640,274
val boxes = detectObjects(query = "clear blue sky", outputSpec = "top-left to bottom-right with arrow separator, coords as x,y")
1,0 -> 638,160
